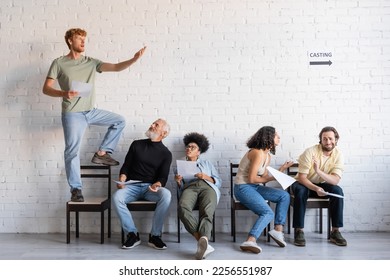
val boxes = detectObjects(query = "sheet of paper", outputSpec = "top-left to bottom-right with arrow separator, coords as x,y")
322,192 -> 344,199
266,166 -> 296,190
176,160 -> 199,180
70,81 -> 93,98
113,180 -> 142,185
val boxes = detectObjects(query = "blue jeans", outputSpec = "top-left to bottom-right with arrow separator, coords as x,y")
112,183 -> 172,236
62,108 -> 125,191
234,184 -> 290,239
291,181 -> 344,228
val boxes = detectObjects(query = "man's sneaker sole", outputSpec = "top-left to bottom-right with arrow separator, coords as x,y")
70,197 -> 84,202
148,242 -> 167,250
91,158 -> 119,166
91,153 -> 119,166
122,240 -> 141,249
294,241 -> 306,247
195,237 -> 208,260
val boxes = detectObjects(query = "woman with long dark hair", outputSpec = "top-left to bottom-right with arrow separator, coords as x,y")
234,126 -> 293,253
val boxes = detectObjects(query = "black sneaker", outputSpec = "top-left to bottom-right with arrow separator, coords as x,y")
91,153 -> 119,166
330,230 -> 347,246
122,232 -> 141,249
148,234 -> 167,250
71,189 -> 84,202
294,229 -> 306,247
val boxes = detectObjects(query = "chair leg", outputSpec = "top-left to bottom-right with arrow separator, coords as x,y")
319,208 -> 323,234
230,208 -> 234,236
267,223 -> 271,242
211,213 -> 215,242
232,210 -> 236,242
287,206 -> 291,234
100,211 -> 104,244
76,211 -> 79,238
108,208 -> 111,239
66,207 -> 70,244
327,208 -> 331,240
177,211 -> 181,243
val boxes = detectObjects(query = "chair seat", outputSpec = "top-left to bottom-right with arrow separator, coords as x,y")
67,197 -> 108,205
126,200 -> 157,211
127,200 -> 156,205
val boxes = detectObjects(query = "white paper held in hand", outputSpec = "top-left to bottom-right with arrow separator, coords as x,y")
321,191 -> 344,199
266,166 -> 296,190
70,81 -> 93,98
113,180 -> 142,185
176,160 -> 199,181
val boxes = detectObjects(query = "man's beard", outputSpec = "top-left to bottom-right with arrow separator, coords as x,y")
145,130 -> 159,141
321,143 -> 335,152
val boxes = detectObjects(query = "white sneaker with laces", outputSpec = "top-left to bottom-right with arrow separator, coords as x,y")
268,229 -> 287,247
239,241 -> 262,254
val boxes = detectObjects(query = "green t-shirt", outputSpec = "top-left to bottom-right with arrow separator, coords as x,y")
46,55 -> 103,112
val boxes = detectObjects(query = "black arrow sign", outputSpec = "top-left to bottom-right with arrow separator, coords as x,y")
310,60 -> 332,66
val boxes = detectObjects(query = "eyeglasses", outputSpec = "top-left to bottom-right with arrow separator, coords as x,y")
185,145 -> 199,151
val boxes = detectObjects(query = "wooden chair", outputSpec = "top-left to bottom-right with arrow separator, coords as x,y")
230,163 -> 270,242
286,163 -> 331,239
120,200 -> 157,243
176,189 -> 216,243
66,165 -> 111,244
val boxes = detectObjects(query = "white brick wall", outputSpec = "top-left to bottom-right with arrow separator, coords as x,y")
0,0 -> 389,235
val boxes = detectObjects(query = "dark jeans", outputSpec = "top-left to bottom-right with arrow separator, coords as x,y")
291,181 -> 344,229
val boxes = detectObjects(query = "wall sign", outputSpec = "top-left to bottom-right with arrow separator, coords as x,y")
309,51 -> 333,66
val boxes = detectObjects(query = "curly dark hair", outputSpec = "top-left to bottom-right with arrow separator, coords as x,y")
246,126 -> 276,155
183,132 -> 210,154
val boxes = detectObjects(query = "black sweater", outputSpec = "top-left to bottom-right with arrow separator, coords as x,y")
120,139 -> 172,187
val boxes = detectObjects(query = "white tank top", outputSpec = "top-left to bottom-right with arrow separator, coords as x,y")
234,150 -> 269,185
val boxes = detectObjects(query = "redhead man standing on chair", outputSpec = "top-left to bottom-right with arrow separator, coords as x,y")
42,28 -> 146,202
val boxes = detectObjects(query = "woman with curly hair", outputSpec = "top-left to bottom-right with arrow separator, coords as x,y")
175,132 -> 222,260
234,126 -> 293,254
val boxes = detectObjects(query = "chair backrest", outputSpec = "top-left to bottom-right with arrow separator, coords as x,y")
286,163 -> 299,176
80,165 -> 112,199
230,163 -> 239,199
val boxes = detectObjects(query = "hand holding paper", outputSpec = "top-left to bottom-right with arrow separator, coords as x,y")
176,160 -> 199,181
70,81 -> 92,98
113,180 -> 141,185
320,191 -> 344,199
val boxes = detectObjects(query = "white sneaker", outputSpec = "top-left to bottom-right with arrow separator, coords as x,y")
202,244 -> 215,259
195,236 -> 208,260
239,241 -> 262,254
268,229 -> 287,247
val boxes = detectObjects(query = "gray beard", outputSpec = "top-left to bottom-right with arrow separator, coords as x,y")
145,130 -> 159,141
